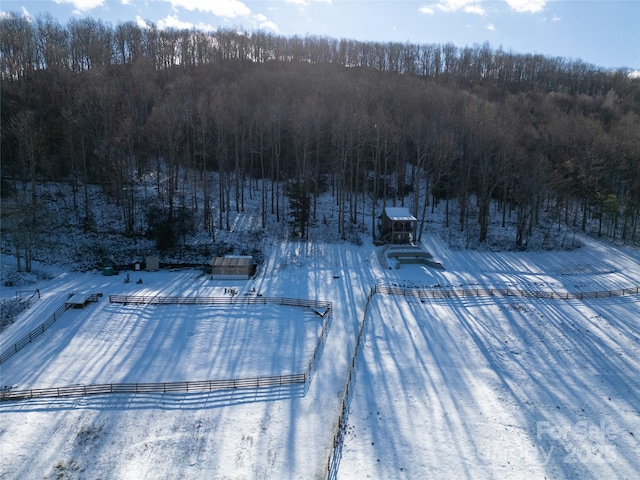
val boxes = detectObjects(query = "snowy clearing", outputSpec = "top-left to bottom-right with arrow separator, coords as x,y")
1,213 -> 639,479
338,293 -> 640,479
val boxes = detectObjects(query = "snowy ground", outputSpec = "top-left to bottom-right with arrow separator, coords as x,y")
1,300 -> 323,388
338,293 -> 640,479
1,199 -> 639,479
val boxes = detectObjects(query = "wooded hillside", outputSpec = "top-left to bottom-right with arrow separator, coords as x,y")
2,16 -> 639,269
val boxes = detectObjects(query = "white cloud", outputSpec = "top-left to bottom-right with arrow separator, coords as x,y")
551,14 -> 561,22
464,4 -> 485,15
254,13 -> 279,32
285,0 -> 332,4
158,14 -> 193,30
155,15 -> 213,32
427,0 -> 485,15
167,0 -> 251,18
421,0 -> 547,15
504,0 -> 547,14
434,0 -> 479,13
54,0 -> 105,11
21,6 -> 32,21
136,15 -> 150,29
258,19 -> 279,32
486,23 -> 495,31
195,22 -> 215,32
0,9 -> 31,20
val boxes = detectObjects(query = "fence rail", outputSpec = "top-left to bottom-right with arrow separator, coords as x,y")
1,289 -> 41,327
305,303 -> 332,382
0,302 -> 70,365
324,282 -> 640,479
1,292 -> 100,365
2,294 -> 330,402
374,285 -> 640,300
15,289 -> 40,302
326,287 -> 375,480
0,373 -> 307,401
109,294 -> 331,309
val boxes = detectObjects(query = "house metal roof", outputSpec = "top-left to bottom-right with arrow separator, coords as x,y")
212,256 -> 253,268
384,207 -> 417,221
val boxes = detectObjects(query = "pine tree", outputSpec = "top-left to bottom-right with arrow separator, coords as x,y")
286,181 -> 313,239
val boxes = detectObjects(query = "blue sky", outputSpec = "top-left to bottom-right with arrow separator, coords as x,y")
2,0 -> 639,70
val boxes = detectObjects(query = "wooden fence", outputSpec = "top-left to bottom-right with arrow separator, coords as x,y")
306,304 -> 332,381
324,282 -> 640,479
1,302 -> 69,365
1,295 -> 331,402
15,289 -> 41,303
326,287 -> 375,480
0,293 -> 100,365
374,285 -> 640,300
1,374 -> 306,401
109,294 -> 331,309
1,289 -> 40,327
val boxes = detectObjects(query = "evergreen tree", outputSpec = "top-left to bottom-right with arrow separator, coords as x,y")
286,181 -> 313,239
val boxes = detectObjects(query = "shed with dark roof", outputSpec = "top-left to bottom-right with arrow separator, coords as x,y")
211,256 -> 253,279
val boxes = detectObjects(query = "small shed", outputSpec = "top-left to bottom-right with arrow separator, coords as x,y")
380,207 -> 417,244
146,256 -> 160,271
211,255 -> 253,280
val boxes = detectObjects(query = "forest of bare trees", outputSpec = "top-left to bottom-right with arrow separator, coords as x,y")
1,14 -> 639,268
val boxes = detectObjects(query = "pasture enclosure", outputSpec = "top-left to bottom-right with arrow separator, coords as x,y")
1,295 -> 331,401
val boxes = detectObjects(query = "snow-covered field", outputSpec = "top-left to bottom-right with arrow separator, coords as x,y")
1,197 -> 639,479
2,299 -> 323,388
339,293 -> 640,479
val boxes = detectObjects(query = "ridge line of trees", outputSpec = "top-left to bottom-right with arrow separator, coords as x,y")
1,13 -> 639,271
1,13 -> 636,94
